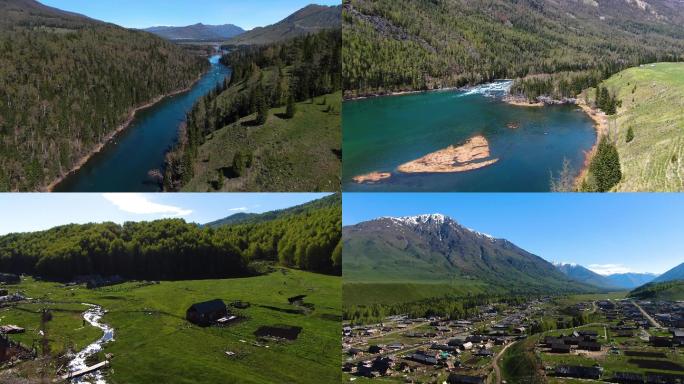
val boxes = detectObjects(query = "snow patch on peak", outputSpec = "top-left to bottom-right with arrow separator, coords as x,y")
384,213 -> 449,226
466,227 -> 495,241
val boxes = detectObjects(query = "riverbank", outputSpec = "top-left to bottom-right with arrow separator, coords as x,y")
45,71 -> 205,192
574,101 -> 609,189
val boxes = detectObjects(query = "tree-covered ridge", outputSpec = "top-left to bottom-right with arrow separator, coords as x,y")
0,0 -> 208,191
629,280 -> 684,300
343,0 -> 684,98
0,195 -> 341,280
164,29 -> 342,191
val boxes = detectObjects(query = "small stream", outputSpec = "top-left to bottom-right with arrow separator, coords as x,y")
67,304 -> 114,384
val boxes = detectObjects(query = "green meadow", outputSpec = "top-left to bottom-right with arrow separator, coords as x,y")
0,269 -> 341,383
182,91 -> 341,193
589,62 -> 684,191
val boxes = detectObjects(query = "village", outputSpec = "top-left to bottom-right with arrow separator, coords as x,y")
343,295 -> 684,383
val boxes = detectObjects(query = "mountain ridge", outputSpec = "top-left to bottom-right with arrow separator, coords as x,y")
653,262 -> 684,283
343,213 -> 592,294
227,4 -> 342,45
205,194 -> 340,227
143,23 -> 245,41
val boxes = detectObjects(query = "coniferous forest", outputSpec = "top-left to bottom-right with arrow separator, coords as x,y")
0,195 -> 341,280
164,29 -> 342,191
343,0 -> 684,99
0,0 -> 208,191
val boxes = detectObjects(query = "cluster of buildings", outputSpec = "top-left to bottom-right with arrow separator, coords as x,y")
542,329 -> 602,353
342,301 -> 544,381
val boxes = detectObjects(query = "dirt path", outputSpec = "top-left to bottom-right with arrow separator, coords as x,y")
492,340 -> 517,384
631,300 -> 663,328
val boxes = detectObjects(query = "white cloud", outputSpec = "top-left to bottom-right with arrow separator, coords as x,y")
228,207 -> 248,212
102,194 -> 192,217
587,264 -> 632,276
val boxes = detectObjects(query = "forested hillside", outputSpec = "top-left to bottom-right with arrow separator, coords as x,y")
164,29 -> 342,191
343,0 -> 684,98
227,4 -> 342,45
0,0 -> 208,191
630,280 -> 684,301
0,195 -> 341,280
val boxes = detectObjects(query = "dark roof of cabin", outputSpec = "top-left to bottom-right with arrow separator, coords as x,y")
188,299 -> 226,314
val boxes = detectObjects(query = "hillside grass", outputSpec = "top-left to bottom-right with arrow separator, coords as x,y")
588,62 -> 684,191
182,92 -> 341,192
1,270 -> 340,383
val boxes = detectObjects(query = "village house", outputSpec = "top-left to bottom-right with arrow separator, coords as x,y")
555,365 -> 602,380
612,371 -> 644,384
650,336 -> 673,348
672,329 -> 684,346
185,299 -> 228,326
578,341 -> 601,351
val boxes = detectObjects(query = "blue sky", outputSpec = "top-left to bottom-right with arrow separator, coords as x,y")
0,193 -> 329,235
38,0 -> 340,29
344,193 -> 683,275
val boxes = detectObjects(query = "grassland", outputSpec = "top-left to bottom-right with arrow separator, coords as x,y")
182,92 -> 341,192
583,62 -> 684,192
0,269 -> 341,383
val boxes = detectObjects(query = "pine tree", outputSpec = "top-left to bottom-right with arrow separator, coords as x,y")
255,84 -> 268,125
588,137 -> 622,192
626,126 -> 634,143
285,93 -> 296,119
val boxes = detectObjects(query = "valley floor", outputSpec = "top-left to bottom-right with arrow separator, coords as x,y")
0,270 -> 341,383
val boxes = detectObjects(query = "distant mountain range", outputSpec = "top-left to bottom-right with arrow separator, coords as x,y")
143,23 -> 245,41
553,263 -> 659,290
343,214 -> 590,294
143,4 -> 341,45
227,4 -> 342,45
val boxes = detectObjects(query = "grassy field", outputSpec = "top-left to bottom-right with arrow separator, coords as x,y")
183,92 -> 341,192
0,269 -> 341,383
586,62 -> 684,191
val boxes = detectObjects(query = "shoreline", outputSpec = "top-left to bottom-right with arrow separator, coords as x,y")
574,101 -> 609,189
343,79 -> 513,101
46,71 -> 205,192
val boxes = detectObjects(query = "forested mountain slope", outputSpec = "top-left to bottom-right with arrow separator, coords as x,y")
0,0 -> 208,191
205,193 -> 340,227
0,196 -> 341,280
343,214 -> 592,295
228,4 -> 342,45
343,0 -> 684,98
630,280 -> 684,300
164,29 -> 342,192
653,262 -> 684,283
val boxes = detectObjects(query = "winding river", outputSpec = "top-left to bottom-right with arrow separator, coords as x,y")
343,81 -> 597,192
67,304 -> 114,384
54,55 -> 231,192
